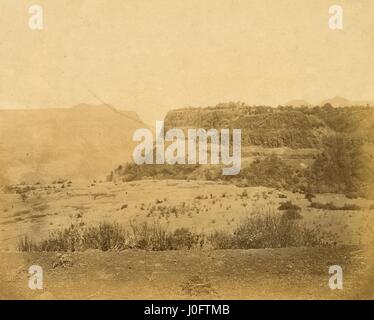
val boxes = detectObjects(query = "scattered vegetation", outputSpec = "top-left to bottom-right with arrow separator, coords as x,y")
278,201 -> 301,211
18,221 -> 201,252
107,104 -> 374,199
209,214 -> 331,249
108,163 -> 199,182
281,209 -> 302,220
18,223 -> 127,252
309,135 -> 374,196
277,201 -> 302,220
18,215 -> 335,252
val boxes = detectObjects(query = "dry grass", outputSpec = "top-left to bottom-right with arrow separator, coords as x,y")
17,221 -> 202,252
18,223 -> 127,252
18,213 -> 335,252
208,213 -> 335,249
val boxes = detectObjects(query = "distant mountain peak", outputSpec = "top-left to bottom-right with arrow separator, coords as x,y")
320,96 -> 351,107
320,96 -> 374,107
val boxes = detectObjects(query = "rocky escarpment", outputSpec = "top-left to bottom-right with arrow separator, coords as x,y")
164,103 -> 374,149
164,104 -> 328,148
109,103 -> 374,197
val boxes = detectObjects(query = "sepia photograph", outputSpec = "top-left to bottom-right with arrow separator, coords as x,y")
0,0 -> 374,304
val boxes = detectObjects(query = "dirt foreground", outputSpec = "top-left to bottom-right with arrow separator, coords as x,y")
1,246 -> 373,300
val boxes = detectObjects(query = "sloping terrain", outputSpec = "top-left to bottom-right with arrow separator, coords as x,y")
0,104 -> 147,184
1,180 -> 374,251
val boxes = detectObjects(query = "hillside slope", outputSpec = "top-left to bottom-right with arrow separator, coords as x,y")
0,105 -> 147,184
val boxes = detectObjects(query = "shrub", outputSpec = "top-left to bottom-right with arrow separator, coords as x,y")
340,203 -> 361,210
209,213 -> 331,249
309,202 -> 361,211
129,221 -> 170,251
278,201 -> 301,211
345,192 -> 359,199
17,236 -> 35,252
109,163 -> 200,182
129,223 -> 200,250
18,223 -> 128,252
207,231 -> 234,249
36,224 -> 82,252
168,228 -> 199,250
309,134 -> 374,195
282,208 -> 302,220
305,192 -> 315,202
233,214 -> 292,248
82,222 -> 128,251
232,214 -> 329,248
18,216 -> 333,252
239,155 -> 300,189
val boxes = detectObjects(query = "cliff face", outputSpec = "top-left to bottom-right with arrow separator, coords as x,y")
164,105 -> 328,148
164,103 -> 374,149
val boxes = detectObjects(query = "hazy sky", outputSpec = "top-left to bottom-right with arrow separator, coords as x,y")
0,0 -> 373,123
